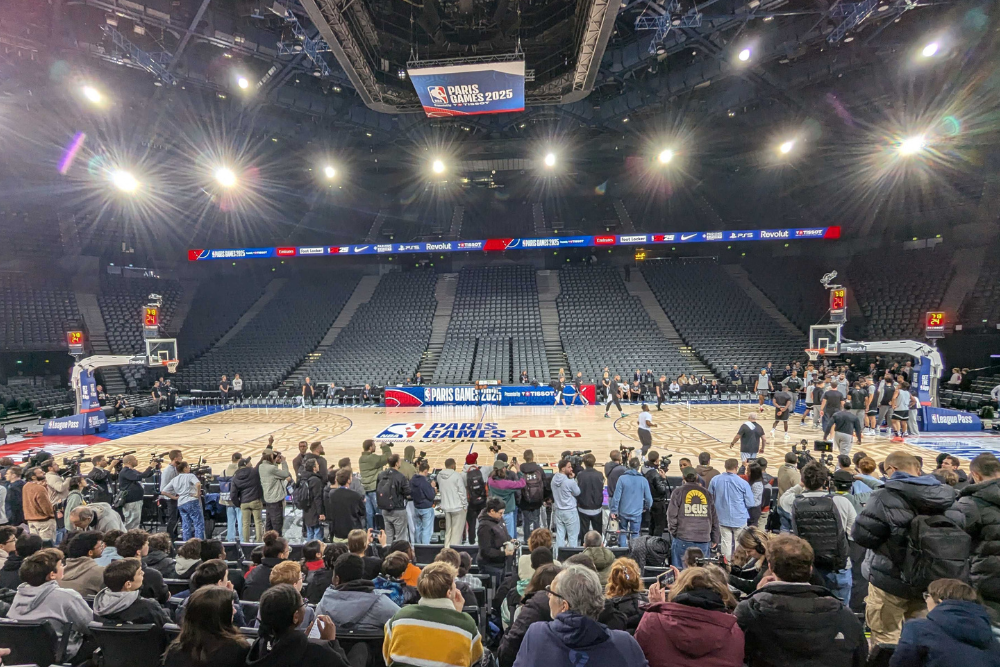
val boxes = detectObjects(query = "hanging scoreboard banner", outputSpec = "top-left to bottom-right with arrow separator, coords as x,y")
408,59 -> 525,117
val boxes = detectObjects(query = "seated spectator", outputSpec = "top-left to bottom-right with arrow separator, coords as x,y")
457,552 -> 483,592
513,564 -> 648,666
143,532 -> 177,578
0,526 -> 16,568
317,553 -> 400,634
302,540 -> 325,572
68,503 -> 126,534
563,553 -> 597,571
517,528 -> 562,581
383,561 -> 484,667
501,548 -> 554,629
247,546 -> 264,573
435,548 -> 476,608
388,539 -> 421,587
175,559 -> 246,626
626,534 -> 671,572
92,558 -> 171,639
728,527 -> 772,596
0,532 -> 39,589
347,528 -> 384,580
163,586 -> 250,667
246,584 -> 353,667
581,531 -> 615,587
8,548 -> 94,662
115,529 -> 169,604
244,531 -> 289,601
305,543 -> 348,605
174,538 -> 203,579
599,558 -> 645,633
499,564 -> 561,667
374,552 -> 419,606
261,560 -> 312,634
60,531 -> 106,596
891,578 -> 1000,667
94,529 -> 124,567
200,538 -> 245,598
734,534 -> 867,667
635,565 -> 742,667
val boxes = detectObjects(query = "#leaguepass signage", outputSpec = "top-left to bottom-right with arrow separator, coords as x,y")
408,60 -> 525,117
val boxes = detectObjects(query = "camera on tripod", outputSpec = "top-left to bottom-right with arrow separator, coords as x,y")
619,444 -> 635,460
567,450 -> 591,469
60,451 -> 93,477
488,442 -> 502,456
791,440 -> 836,469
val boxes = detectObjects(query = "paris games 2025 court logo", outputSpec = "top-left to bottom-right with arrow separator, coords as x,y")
375,423 -> 426,440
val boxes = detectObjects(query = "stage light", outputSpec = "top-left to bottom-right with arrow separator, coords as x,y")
898,134 -> 926,156
111,170 -> 138,192
432,159 -> 445,174
323,165 -> 336,179
738,48 -> 751,62
658,149 -> 674,164
921,41 -> 939,57
544,152 -> 556,168
237,76 -> 249,89
779,140 -> 795,154
215,167 -> 237,187
82,86 -> 103,104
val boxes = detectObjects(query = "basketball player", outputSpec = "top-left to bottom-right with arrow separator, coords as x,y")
569,371 -> 589,405
891,380 -> 911,442
637,403 -> 655,455
730,412 -> 766,463
864,376 -> 878,435
770,387 -> 794,440
754,369 -> 773,411
876,373 -> 895,435
232,373 -> 243,403
604,374 -> 627,419
554,368 -> 568,406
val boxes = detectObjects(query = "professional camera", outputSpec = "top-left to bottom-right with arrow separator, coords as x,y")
567,450 -> 591,469
619,444 -> 635,460
413,451 -> 428,468
61,451 -> 93,477
488,442 -> 502,455
695,556 -> 725,566
790,440 -> 836,469
659,455 -> 673,472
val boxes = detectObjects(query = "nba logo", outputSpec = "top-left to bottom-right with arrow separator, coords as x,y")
427,86 -> 448,105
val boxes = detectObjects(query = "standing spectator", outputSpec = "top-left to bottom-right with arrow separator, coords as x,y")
477,497 -> 515,585
301,442 -> 329,482
258,450 -> 291,535
852,451 -> 961,646
0,533 -> 41,589
708,459 -> 755,558
605,450 -> 626,499
231,373 -> 243,402
163,586 -> 250,667
230,458 -> 264,542
487,461 -> 525,539
377,454 -> 411,545
158,450 -> 184,539
513,565 -> 648,667
23,467 -> 56,541
298,459 -> 326,541
438,459 -> 468,548
576,454 -> 605,543
695,453 -> 721,486
291,442 -> 309,483
890,578 -> 1000,667
359,440 -> 393,530
730,413 -> 766,464
643,452 -> 670,538
735,534 -> 867,667
551,458 -> 582,552
161,461 -> 205,540
519,451 -> 547,539
952,453 -> 1000,612
243,531 -> 290,602
777,452 -> 801,497
635,566 -> 743,667
59,531 -> 106,596
5,466 -> 25,527
610,458 -> 652,548
318,553 -> 400,633
668,466 -> 720,568
409,462 -> 436,544
119,455 -> 157,530
323,467 -> 366,541
464,453 -> 488,545
580,531 -> 615,587
220,453 -> 243,542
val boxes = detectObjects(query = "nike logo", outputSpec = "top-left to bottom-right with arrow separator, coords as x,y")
353,246 -> 369,252
681,233 -> 698,241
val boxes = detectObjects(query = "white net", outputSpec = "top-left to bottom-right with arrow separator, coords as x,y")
805,349 -> 822,362
166,360 -> 179,374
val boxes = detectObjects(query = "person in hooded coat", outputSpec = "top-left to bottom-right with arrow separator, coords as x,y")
890,578 -> 1000,667
316,553 -> 400,634
243,532 -> 289,602
92,559 -> 171,650
246,585 -> 355,667
635,566 -> 744,667
499,564 -> 561,667
0,533 -> 42,590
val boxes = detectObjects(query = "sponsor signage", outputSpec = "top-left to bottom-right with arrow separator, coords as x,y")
408,60 -> 526,117
922,406 -> 982,432
383,384 -> 596,407
188,226 -> 841,261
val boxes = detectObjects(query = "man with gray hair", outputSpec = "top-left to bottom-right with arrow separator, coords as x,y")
68,503 -> 125,533
512,565 -> 648,666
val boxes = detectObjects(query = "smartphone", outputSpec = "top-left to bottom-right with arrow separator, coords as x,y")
657,569 -> 675,587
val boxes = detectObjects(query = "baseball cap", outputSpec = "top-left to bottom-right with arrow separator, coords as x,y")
681,466 -> 698,478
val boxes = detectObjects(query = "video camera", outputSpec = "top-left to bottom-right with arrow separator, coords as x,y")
659,455 -> 673,472
488,442 -> 502,455
791,440 -> 836,469
60,451 -> 93,477
695,556 -> 725,566
413,451 -> 428,468
619,444 -> 635,460
567,450 -> 591,469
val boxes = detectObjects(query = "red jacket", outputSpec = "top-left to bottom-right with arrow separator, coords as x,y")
635,600 -> 745,667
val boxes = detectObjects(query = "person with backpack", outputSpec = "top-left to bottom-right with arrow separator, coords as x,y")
951,452 -> 1000,613
295,459 -> 325,540
519,450 -> 547,539
376,454 -> 411,544
778,462 -> 856,603
359,439 -> 393,530
852,451 -> 966,646
464,453 -> 488,545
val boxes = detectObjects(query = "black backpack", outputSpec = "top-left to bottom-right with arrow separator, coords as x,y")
467,468 -> 487,506
292,476 -> 313,510
376,471 -> 399,511
791,494 -> 849,571
522,469 -> 544,506
901,512 -> 970,591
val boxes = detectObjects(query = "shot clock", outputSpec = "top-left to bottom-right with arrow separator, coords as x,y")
926,311 -> 946,339
67,330 -> 84,355
829,288 -> 847,323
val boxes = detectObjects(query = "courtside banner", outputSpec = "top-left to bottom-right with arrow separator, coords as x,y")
188,225 -> 840,261
408,60 -> 525,117
384,384 -> 596,407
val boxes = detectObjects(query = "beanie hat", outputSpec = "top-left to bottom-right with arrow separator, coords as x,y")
465,452 -> 478,465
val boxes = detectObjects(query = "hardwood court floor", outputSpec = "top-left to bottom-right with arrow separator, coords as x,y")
80,403 -> 963,473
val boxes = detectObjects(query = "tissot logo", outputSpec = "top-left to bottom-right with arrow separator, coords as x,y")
298,246 -> 325,255
594,236 -> 616,245
760,230 -> 790,239
619,235 -> 647,243
458,241 -> 482,250
795,229 -> 824,237
276,247 -> 296,256
426,242 -> 453,250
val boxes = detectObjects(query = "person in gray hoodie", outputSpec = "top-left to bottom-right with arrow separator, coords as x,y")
437,459 -> 468,548
551,458 -> 582,554
8,548 -> 94,662
258,450 -> 292,535
92,559 -> 170,644
316,553 -> 399,633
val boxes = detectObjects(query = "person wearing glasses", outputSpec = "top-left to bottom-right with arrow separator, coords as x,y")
0,527 -> 16,567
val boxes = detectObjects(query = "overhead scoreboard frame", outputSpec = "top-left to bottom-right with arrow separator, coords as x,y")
407,54 -> 525,117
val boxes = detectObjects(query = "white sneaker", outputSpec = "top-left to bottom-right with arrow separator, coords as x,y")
783,433 -> 789,441
770,429 -> 776,437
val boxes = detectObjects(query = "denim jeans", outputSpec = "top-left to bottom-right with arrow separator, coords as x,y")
306,524 -> 323,540
503,509 -> 518,540
365,491 -> 378,530
817,567 -> 852,603
225,506 -> 244,542
178,501 -> 205,540
671,538 -> 712,568
617,513 -> 641,549
521,508 -> 541,539
553,509 -> 580,556
415,507 -> 435,544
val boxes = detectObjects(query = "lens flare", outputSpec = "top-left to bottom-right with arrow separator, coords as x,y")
738,48 -> 751,62
898,135 -> 926,156
215,167 -> 237,187
111,170 -> 139,192
432,159 -> 445,174
544,153 -> 556,167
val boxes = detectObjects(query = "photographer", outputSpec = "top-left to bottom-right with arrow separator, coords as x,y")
258,449 -> 292,535
605,449 -> 627,499
643,451 -> 670,539
113,395 -> 134,421
159,450 -> 184,538
487,459 -> 525,539
42,459 -> 72,507
119,455 -> 158,530
87,455 -> 116,504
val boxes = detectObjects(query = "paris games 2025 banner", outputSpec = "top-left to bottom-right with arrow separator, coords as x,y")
408,60 -> 525,117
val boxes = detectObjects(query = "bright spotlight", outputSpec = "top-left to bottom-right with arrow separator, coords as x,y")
82,86 -> 103,104
215,167 -> 237,188
111,170 -> 138,192
543,153 -> 556,168
898,135 -> 926,156
921,41 -> 939,58
658,149 -> 674,164
237,76 -> 250,89
431,159 -> 445,174
779,140 -> 795,154
323,165 -> 336,179
738,48 -> 751,62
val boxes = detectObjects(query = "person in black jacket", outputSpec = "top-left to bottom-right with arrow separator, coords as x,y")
0,533 -> 41,590
243,531 -> 289,601
299,460 -> 326,541
324,468 -> 366,541
114,529 -> 169,604
576,454 -> 605,544
605,451 -> 627,499
200,539 -> 246,599
497,563 -> 561,667
519,451 -> 547,538
87,456 -> 116,504
304,543 -> 348,605
4,466 -> 24,527
230,458 -> 264,542
119,455 -> 158,530
163,586 -> 251,667
93,559 -> 171,649
735,534 -> 867,667
246,584 -> 354,667
852,451 -> 959,646
409,462 -> 437,545
376,455 -> 410,545
951,452 -> 1000,612
643,451 -> 670,538
143,532 -> 177,579
477,497 -> 514,585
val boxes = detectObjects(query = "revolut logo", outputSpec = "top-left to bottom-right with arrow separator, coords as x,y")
760,230 -> 790,239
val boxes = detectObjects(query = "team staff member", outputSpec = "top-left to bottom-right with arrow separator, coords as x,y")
820,380 -> 844,434
655,375 -> 667,411
570,372 -> 588,406
302,376 -> 315,406
637,403 -> 655,455
667,466 -> 720,568
219,375 -> 230,404
232,374 -> 243,402
604,375 -> 627,419
730,413 -> 766,464
824,408 -> 863,457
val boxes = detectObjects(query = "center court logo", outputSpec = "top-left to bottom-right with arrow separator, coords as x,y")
375,423 -> 426,440
428,87 -> 449,105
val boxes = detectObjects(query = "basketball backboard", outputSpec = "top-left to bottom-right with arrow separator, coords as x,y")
809,324 -> 842,354
145,338 -> 178,369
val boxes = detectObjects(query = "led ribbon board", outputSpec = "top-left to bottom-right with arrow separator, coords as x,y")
408,60 -> 525,117
188,225 -> 841,261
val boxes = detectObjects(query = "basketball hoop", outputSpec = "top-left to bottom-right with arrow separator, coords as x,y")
166,360 -> 179,374
805,348 -> 824,362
